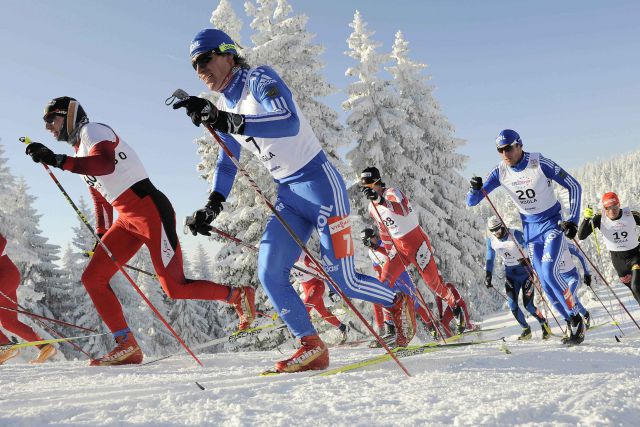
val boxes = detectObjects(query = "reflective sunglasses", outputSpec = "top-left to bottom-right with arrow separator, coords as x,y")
497,144 -> 515,154
192,50 -> 217,71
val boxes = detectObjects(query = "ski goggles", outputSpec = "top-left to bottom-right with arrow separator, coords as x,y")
359,174 -> 381,187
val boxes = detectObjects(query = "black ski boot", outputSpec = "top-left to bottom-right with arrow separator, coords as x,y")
452,305 -> 466,334
518,326 -> 532,341
566,314 -> 585,345
337,323 -> 349,345
369,323 -> 395,348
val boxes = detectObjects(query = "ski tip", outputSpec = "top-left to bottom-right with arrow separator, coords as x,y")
195,381 -> 205,390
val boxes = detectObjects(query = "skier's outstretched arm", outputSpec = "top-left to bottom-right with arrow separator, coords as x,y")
466,167 -> 500,207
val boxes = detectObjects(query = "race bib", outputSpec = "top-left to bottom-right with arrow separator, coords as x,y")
328,216 -> 354,259
415,241 -> 432,271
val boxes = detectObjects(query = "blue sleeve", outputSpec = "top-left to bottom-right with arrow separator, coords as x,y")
485,238 -> 496,273
211,132 -> 241,199
513,230 -> 526,246
568,244 -> 590,275
242,66 -> 300,138
466,167 -> 501,207
539,155 -> 582,224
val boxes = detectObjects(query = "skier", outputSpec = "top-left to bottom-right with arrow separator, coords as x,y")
25,96 -> 256,366
361,228 -> 418,344
578,192 -> 640,305
174,28 -> 413,373
359,167 -> 469,331
484,216 -> 552,340
0,232 -> 57,364
290,253 -> 349,344
467,129 -> 585,344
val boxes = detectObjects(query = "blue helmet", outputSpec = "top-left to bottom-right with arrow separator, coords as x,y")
189,29 -> 239,60
495,129 -> 522,148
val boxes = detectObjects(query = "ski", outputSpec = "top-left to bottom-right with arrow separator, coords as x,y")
257,337 -> 504,377
0,332 -> 109,351
312,337 -> 505,377
142,322 -> 288,366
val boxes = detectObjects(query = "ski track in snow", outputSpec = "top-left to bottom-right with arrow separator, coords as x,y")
2,286 -> 640,426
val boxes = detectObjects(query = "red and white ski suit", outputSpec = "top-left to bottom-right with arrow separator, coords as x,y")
0,233 -> 44,344
291,255 -> 341,328
65,123 -> 235,333
368,187 -> 456,308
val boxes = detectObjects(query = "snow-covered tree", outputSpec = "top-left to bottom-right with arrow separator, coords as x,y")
387,31 -> 489,316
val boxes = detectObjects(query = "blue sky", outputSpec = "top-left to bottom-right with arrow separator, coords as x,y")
1,1 -> 639,258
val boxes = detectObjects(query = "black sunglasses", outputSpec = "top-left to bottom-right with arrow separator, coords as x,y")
191,50 -> 218,71
497,144 -> 515,154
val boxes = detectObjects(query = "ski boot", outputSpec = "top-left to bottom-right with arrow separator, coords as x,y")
388,293 -> 417,347
90,329 -> 143,366
567,314 -> 585,345
584,311 -> 591,330
518,326 -> 532,341
274,334 -> 329,373
541,322 -> 552,340
369,323 -> 395,348
228,286 -> 256,331
337,323 -> 349,345
0,347 -> 19,365
452,305 -> 466,334
30,344 -> 57,364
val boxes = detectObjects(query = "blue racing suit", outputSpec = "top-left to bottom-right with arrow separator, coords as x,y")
486,230 -> 546,329
468,151 -> 582,320
209,66 -> 396,338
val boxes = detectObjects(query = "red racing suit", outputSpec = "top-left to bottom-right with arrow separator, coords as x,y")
368,187 -> 456,308
0,233 -> 44,344
65,122 -> 236,333
291,255 -> 341,328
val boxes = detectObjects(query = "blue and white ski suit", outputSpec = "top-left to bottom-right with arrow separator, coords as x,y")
486,228 -> 546,328
468,152 -> 582,319
210,66 -> 396,338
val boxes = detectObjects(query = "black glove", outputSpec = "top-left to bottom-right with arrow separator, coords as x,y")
470,176 -> 483,191
485,271 -> 493,288
584,274 -> 592,287
360,186 -> 384,204
25,142 -> 66,169
328,290 -> 340,303
173,96 -> 245,134
185,192 -> 225,236
560,221 -> 578,240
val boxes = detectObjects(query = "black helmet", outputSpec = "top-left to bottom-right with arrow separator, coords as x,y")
43,96 -> 88,144
360,228 -> 378,246
360,166 -> 384,187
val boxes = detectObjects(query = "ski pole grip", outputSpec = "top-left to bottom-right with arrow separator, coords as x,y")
19,136 -> 32,145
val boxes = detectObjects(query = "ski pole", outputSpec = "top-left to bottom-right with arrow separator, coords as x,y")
584,284 -> 624,336
185,221 -> 328,282
490,286 -> 510,304
368,202 -> 449,343
0,288 -> 93,358
481,189 -> 566,333
167,90 -> 411,378
84,251 -> 158,279
587,211 -> 618,323
20,136 -> 203,367
571,237 -> 640,331
0,305 -> 97,333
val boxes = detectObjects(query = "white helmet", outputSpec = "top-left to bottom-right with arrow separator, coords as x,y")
487,216 -> 504,232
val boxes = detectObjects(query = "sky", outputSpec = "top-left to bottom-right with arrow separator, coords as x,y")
1,0 -> 639,259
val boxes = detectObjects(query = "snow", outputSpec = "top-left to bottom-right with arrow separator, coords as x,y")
2,284 -> 640,426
